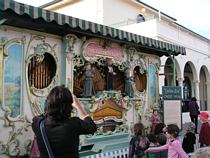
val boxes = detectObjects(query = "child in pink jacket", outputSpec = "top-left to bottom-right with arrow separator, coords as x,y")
146,124 -> 188,158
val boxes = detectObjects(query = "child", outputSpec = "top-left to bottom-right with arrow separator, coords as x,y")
155,134 -> 168,158
147,134 -> 158,158
146,133 -> 168,158
129,123 -> 150,158
146,124 -> 189,158
151,109 -> 161,134
148,134 -> 157,147
198,112 -> 210,147
157,133 -> 167,146
182,122 -> 196,153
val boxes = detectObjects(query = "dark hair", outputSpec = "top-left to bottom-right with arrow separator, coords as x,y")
157,133 -> 167,145
166,124 -> 179,138
147,133 -> 157,144
153,109 -> 158,113
154,123 -> 166,135
134,122 -> 145,137
191,97 -> 197,101
45,85 -> 73,121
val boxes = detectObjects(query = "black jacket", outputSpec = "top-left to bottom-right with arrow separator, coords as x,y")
182,132 -> 196,153
32,115 -> 97,158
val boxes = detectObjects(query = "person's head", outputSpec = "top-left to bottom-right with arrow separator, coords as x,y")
45,85 -> 73,120
191,147 -> 210,158
191,97 -> 197,101
166,124 -> 179,139
147,133 -> 157,144
153,109 -> 158,115
154,123 -> 166,135
106,58 -> 113,66
125,68 -> 131,76
186,122 -> 195,133
134,122 -> 145,137
85,63 -> 91,71
157,133 -> 167,145
199,112 -> 209,122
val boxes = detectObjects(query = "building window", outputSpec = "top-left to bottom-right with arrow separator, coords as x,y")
136,14 -> 145,23
182,77 -> 192,112
183,77 -> 191,101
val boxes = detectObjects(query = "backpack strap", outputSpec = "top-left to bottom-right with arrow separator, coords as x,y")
40,118 -> 54,158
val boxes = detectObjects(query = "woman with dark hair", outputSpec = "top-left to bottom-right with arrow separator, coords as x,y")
154,123 -> 166,135
32,85 -> 97,158
188,97 -> 200,133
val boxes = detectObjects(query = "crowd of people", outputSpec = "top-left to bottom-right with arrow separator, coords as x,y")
129,115 -> 210,158
30,87 -> 210,158
128,98 -> 210,158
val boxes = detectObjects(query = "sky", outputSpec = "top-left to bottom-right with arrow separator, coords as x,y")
15,0 -> 210,40
140,0 -> 210,40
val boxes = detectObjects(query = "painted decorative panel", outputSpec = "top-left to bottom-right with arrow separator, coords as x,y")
3,43 -> 22,117
149,64 -> 158,107
24,35 -> 59,115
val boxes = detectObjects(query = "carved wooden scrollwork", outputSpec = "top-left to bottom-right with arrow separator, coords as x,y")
25,35 -> 58,115
83,91 -> 129,134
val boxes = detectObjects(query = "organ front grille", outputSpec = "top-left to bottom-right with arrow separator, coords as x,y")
28,53 -> 56,89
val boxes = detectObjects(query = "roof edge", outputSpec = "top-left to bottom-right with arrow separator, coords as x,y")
39,0 -> 62,8
0,0 -> 186,56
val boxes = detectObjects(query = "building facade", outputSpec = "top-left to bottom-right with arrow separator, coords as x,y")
44,0 -> 210,114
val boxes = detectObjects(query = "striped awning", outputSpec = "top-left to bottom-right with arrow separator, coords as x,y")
0,0 -> 186,56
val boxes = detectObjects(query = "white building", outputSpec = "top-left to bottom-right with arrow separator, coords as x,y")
43,0 -> 210,115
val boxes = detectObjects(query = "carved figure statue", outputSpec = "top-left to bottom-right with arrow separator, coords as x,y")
105,58 -> 116,90
83,63 -> 94,97
124,68 -> 134,97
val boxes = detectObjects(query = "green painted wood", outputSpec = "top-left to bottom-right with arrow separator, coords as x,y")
84,133 -> 130,153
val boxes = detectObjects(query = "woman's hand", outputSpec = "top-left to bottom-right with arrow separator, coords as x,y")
72,94 -> 81,110
72,94 -> 88,119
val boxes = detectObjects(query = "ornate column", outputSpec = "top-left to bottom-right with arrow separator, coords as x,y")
178,77 -> 184,98
65,34 -> 77,91
206,81 -> 210,110
159,66 -> 165,94
194,80 -> 200,107
0,45 -> 3,104
0,39 -> 6,104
